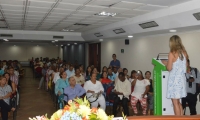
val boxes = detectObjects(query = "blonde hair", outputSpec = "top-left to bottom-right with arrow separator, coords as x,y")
169,35 -> 186,60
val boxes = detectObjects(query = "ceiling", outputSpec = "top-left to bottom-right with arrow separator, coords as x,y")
0,0 -> 192,32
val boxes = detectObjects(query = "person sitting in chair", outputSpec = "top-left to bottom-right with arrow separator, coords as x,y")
84,73 -> 105,110
0,76 -> 15,120
113,72 -> 131,117
64,76 -> 86,103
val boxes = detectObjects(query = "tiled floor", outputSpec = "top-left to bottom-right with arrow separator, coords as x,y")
15,67 -> 55,120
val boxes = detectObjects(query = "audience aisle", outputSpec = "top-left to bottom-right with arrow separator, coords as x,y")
16,67 -> 55,120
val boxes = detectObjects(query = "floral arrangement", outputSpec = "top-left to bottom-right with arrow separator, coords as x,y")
29,97 -> 114,120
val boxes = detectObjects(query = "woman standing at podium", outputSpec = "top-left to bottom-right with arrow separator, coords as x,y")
162,35 -> 188,115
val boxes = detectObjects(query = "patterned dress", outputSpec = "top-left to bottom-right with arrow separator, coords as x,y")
167,55 -> 187,99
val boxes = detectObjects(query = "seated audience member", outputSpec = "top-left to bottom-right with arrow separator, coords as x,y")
109,54 -> 121,70
101,66 -> 108,74
84,73 -> 105,110
85,66 -> 92,81
129,70 -> 137,83
131,70 -> 150,116
79,65 -> 85,78
107,68 -> 116,81
91,67 -> 101,81
0,67 -> 4,76
0,76 -> 15,120
123,68 -> 129,79
100,71 -> 112,92
53,67 -> 64,84
65,64 -> 75,78
145,71 -> 154,115
112,67 -> 118,77
55,71 -> 69,108
4,73 -> 16,94
38,63 -> 48,89
73,67 -> 85,85
9,67 -> 18,86
64,76 -> 86,102
113,72 -> 131,117
46,66 -> 54,90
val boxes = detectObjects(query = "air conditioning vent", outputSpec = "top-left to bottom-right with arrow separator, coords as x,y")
193,12 -> 200,20
113,28 -> 126,34
0,34 -> 13,37
139,21 -> 159,29
94,33 -> 103,37
74,23 -> 90,26
0,27 -> 8,29
53,36 -> 64,39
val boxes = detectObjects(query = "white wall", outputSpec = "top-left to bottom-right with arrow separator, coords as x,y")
0,45 -> 60,61
101,31 -> 200,115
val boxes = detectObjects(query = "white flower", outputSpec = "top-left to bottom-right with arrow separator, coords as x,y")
96,108 -> 108,120
77,105 -> 91,119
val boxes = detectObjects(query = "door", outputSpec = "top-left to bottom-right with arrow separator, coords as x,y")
89,43 -> 101,72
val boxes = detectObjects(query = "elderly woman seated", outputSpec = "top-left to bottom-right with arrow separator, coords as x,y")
55,71 -> 69,108
63,76 -> 86,103
84,73 -> 106,111
0,76 -> 15,120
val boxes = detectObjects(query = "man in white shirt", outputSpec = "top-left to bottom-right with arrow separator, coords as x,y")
113,72 -> 131,117
84,73 -> 105,110
65,64 -> 75,78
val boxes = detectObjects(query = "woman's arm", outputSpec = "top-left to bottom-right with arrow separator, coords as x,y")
11,82 -> 16,93
142,85 -> 150,98
165,52 -> 174,71
131,79 -> 137,87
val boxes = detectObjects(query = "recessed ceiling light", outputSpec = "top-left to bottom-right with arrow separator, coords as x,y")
52,41 -> 55,43
128,35 -> 133,38
14,45 -> 16,46
70,30 -> 74,32
56,45 -> 58,46
96,11 -> 117,17
74,43 -> 77,45
61,45 -> 63,46
63,29 -> 69,31
37,45 -> 39,46
3,39 -> 9,41
169,30 -> 177,33
68,44 -> 70,46
55,40 -> 58,41
99,39 -> 103,41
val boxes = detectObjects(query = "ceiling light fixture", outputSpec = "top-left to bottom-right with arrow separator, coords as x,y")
128,35 -> 133,38
55,40 -> 58,41
62,29 -> 69,31
14,45 -> 16,46
99,39 -> 103,41
96,11 -> 117,17
56,45 -> 58,46
52,41 -> 55,43
61,45 -> 63,46
68,44 -> 70,46
3,39 -> 9,41
37,45 -> 39,46
74,43 -> 77,45
169,30 -> 177,33
70,30 -> 74,32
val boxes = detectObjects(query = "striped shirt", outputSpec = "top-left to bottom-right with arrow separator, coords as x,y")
10,74 -> 19,85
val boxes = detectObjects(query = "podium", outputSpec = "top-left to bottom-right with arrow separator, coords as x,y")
152,54 -> 175,115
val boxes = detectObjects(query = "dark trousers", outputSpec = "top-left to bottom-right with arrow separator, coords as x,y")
113,96 -> 129,117
182,93 -> 197,115
0,100 -> 12,120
